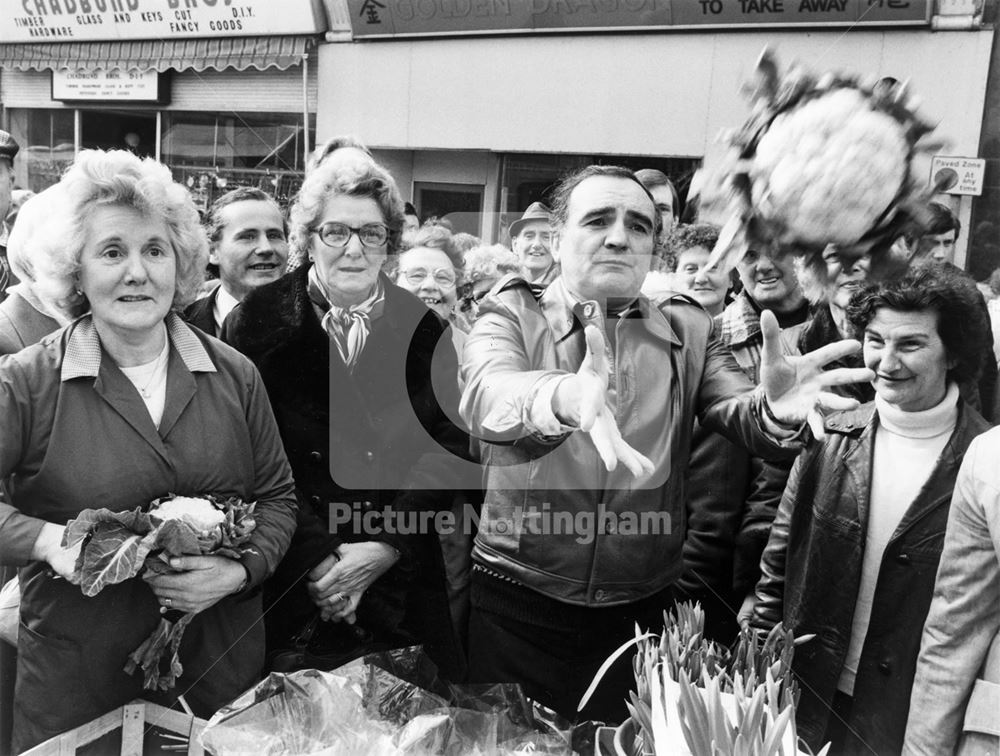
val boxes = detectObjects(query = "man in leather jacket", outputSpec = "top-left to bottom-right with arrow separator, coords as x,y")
459,164 -> 874,722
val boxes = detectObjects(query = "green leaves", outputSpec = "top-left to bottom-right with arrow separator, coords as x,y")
63,494 -> 258,693
155,518 -> 204,556
123,613 -> 194,691
62,508 -> 156,597
76,522 -> 155,597
63,494 -> 258,594
624,602 -> 818,756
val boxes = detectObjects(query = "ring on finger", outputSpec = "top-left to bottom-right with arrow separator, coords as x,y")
164,597 -> 172,608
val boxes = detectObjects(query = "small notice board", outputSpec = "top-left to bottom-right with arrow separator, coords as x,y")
930,156 -> 986,196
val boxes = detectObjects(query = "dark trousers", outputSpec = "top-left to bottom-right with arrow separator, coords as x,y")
467,569 -> 674,724
821,691 -> 881,756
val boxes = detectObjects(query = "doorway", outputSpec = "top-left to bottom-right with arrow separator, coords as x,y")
80,109 -> 157,158
414,181 -> 485,237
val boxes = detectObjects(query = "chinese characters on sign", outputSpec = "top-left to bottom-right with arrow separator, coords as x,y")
360,0 -> 388,23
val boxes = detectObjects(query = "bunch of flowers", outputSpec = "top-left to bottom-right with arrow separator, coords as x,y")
62,493 -> 256,691
698,47 -> 942,285
620,602 -> 824,756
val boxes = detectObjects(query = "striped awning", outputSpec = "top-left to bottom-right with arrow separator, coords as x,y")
0,35 -> 315,73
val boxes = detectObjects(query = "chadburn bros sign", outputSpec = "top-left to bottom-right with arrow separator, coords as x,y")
0,0 -> 325,41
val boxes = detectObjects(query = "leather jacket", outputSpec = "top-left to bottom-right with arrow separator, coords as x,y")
752,401 -> 990,755
460,275 -> 803,607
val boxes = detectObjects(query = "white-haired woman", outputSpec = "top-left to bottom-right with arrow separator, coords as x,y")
454,243 -> 520,333
0,187 -> 66,355
0,150 -> 297,751
225,154 -> 468,680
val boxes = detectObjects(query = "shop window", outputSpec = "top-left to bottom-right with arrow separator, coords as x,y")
161,111 -> 315,211
414,182 -> 485,237
80,109 -> 156,157
5,108 -> 75,192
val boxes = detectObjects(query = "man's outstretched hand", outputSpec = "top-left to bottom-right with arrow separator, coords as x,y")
553,325 -> 655,477
759,309 -> 875,439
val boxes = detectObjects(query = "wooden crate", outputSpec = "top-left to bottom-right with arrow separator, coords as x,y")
21,701 -> 207,756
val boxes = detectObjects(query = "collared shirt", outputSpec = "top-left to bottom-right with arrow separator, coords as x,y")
62,311 -> 216,382
213,286 -> 240,335
527,293 -> 643,437
0,223 -> 10,297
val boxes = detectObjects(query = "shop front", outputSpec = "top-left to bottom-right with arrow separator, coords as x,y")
0,0 -> 333,210
316,0 -> 994,262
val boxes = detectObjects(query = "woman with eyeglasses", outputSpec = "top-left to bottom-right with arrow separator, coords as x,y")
392,225 -> 466,356
225,156 -> 469,680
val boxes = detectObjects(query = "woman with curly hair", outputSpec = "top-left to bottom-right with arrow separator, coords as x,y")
751,263 -> 992,755
669,223 -> 732,316
225,153 -> 468,679
0,150 -> 297,751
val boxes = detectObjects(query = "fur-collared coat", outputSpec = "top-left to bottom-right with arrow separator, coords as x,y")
224,265 -> 471,679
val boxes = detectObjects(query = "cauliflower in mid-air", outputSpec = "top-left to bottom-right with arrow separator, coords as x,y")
151,496 -> 226,532
750,87 -> 910,247
699,48 -> 940,286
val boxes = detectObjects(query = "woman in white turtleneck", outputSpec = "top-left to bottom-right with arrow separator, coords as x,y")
750,264 -> 993,756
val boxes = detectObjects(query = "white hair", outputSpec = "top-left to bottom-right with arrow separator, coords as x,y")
19,150 -> 208,320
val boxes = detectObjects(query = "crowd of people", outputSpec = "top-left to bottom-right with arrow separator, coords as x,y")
0,126 -> 998,756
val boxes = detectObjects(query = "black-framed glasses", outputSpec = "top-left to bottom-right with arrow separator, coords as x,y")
401,267 -> 457,288
459,282 -> 490,304
312,221 -> 389,248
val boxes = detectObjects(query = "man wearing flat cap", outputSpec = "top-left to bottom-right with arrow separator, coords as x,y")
509,201 -> 557,287
0,131 -> 20,302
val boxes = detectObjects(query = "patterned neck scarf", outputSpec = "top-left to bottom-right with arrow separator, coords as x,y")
308,265 -> 385,371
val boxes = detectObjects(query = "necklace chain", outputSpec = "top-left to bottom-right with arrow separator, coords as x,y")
127,346 -> 168,399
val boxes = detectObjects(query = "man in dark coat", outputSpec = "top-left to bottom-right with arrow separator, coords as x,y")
185,187 -> 288,337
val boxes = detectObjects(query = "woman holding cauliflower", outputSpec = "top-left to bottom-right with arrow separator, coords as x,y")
0,150 -> 297,751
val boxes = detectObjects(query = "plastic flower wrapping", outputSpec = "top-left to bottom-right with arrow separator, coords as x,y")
699,48 -> 944,285
61,493 -> 256,690
199,647 -> 586,755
